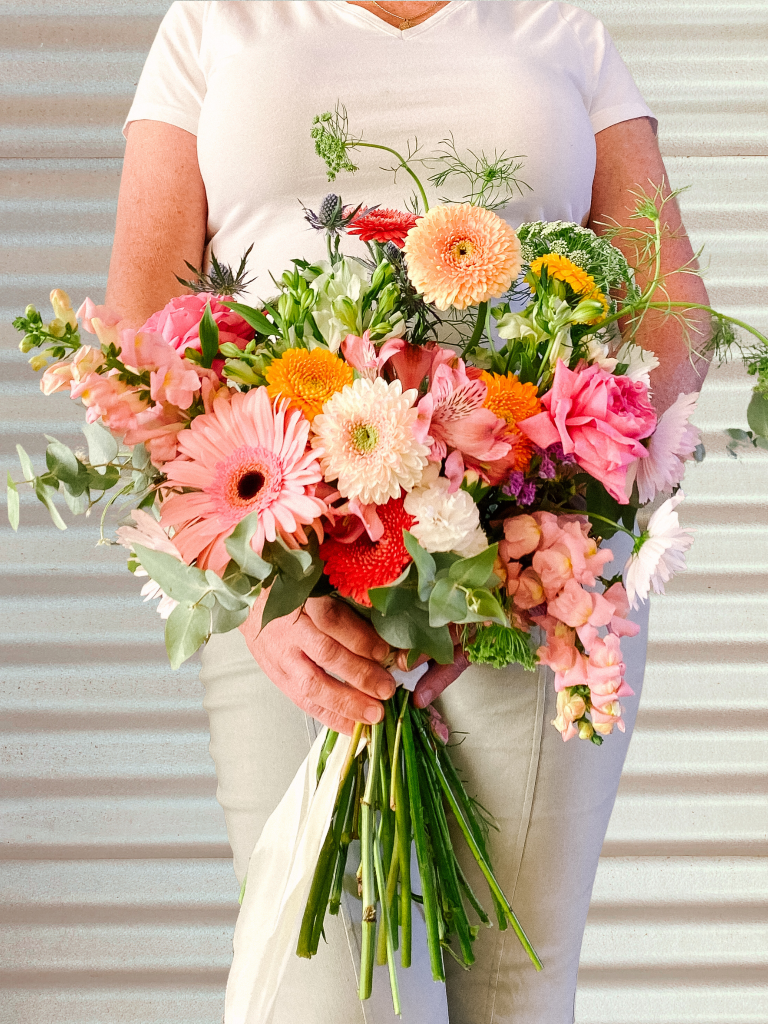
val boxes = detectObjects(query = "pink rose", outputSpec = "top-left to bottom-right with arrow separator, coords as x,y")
519,360 -> 657,503
140,293 -> 255,356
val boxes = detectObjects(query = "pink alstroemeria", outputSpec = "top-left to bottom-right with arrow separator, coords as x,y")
629,392 -> 700,504
418,350 -> 510,464
388,341 -> 436,392
341,331 -> 405,380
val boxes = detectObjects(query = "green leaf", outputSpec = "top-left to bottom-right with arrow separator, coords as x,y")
585,478 -> 622,539
224,513 -> 274,579
263,535 -> 314,580
16,444 -> 34,482
403,532 -> 436,601
368,575 -> 420,616
448,544 -> 498,589
464,588 -> 508,626
370,605 -> 454,664
165,602 -> 211,669
261,560 -> 323,628
747,391 -> 768,439
133,545 -> 210,603
34,480 -> 66,530
131,442 -> 151,471
63,487 -> 90,515
223,301 -> 276,337
429,578 -> 469,627
199,302 -> 220,368
210,601 -> 250,635
45,438 -> 90,496
88,464 -> 120,491
82,420 -> 119,467
6,474 -> 19,531
204,569 -> 250,611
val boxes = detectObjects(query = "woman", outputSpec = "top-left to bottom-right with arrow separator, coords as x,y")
109,3 -> 709,1021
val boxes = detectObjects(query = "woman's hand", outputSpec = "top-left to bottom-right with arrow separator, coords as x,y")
240,592 -> 396,735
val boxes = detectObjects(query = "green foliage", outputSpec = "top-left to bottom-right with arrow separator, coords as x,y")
6,475 -> 19,531
584,478 -> 636,539
428,133 -> 530,210
224,512 -> 274,579
83,421 -> 119,467
465,624 -> 538,671
198,303 -> 220,368
12,303 -> 82,367
164,603 -> 212,670
260,535 -> 324,629
448,544 -> 499,589
223,301 -> 278,337
403,532 -> 436,600
747,391 -> 768,439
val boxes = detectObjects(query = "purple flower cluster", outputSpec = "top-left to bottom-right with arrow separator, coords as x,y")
503,471 -> 537,506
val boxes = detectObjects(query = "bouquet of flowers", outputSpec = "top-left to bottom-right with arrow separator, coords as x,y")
8,108 -> 768,1018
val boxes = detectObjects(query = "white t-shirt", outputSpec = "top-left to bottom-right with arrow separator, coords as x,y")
125,0 -> 655,304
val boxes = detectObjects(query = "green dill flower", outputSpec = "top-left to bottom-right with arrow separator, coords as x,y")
311,110 -> 359,182
465,623 -> 538,671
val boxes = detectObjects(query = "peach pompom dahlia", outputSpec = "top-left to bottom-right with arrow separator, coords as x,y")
159,388 -> 326,573
403,203 -> 522,310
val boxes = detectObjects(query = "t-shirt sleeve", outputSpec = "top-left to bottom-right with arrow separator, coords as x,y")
123,1 -> 208,138
559,5 -> 657,136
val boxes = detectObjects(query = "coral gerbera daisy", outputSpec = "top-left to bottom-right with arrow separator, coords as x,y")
265,347 -> 353,422
528,253 -> 609,317
481,371 -> 543,474
320,496 -> 415,606
402,203 -> 522,310
159,388 -> 326,574
311,376 -> 429,505
348,207 -> 420,248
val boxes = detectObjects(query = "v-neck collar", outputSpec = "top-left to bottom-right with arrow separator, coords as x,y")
330,2 -> 468,39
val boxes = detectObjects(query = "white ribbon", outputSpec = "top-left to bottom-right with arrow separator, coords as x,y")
224,665 -> 430,1024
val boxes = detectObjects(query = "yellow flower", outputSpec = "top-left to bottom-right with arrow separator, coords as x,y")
265,347 -> 353,422
403,203 -> 521,310
528,254 -> 609,318
481,371 -> 542,473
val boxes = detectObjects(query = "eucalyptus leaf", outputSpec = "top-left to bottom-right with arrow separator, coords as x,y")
225,513 -> 274,579
63,487 -> 90,515
747,391 -> 768,438
261,561 -> 323,628
16,444 -> 34,482
368,579 -> 420,616
6,475 -> 19,531
429,578 -> 468,627
204,569 -> 250,612
447,544 -> 499,589
371,605 -> 453,664
403,532 -> 436,601
464,588 -> 508,626
211,601 -> 250,634
34,480 -> 66,531
132,443 -> 151,471
264,535 -> 314,580
88,464 -> 120,492
165,602 -> 211,669
199,302 -> 220,368
133,544 -> 210,603
45,438 -> 80,485
82,420 -> 119,467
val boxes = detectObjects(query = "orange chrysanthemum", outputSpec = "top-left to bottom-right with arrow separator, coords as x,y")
528,253 -> 609,317
265,347 -> 353,422
481,371 -> 543,475
402,203 -> 522,311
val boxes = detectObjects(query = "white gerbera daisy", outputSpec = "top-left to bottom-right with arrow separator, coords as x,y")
624,491 -> 694,607
311,377 -> 429,505
117,509 -> 181,620
614,339 -> 660,389
404,465 -> 487,556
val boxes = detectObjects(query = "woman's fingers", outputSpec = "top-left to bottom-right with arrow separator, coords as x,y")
296,652 -> 385,725
304,596 -> 391,663
302,699 -> 358,737
413,646 -> 470,709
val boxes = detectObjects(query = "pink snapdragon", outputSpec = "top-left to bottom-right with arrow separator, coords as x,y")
518,360 -> 656,503
40,344 -> 105,395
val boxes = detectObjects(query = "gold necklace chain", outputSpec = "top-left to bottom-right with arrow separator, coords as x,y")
370,1 -> 444,30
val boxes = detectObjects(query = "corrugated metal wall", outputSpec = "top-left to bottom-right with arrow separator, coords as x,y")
1,2 -> 766,1022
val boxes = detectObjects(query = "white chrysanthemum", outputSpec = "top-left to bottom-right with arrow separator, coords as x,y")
311,377 -> 429,504
614,339 -> 660,388
624,491 -> 694,608
404,466 -> 487,556
117,509 -> 181,620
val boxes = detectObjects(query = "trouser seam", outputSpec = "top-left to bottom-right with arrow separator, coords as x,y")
485,663 -> 547,1024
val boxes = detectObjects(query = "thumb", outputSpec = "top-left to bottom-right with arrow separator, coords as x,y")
413,645 -> 469,709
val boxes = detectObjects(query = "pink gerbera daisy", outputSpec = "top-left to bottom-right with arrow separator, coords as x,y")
159,388 -> 326,574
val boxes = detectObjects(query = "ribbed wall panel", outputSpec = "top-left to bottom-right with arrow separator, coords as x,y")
0,3 -> 766,1023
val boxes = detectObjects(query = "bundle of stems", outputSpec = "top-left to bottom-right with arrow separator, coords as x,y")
297,690 -> 542,1013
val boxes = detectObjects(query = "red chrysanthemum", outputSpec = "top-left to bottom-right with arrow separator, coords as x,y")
348,208 -> 420,248
319,497 -> 416,606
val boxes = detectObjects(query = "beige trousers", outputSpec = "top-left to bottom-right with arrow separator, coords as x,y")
200,534 -> 648,1024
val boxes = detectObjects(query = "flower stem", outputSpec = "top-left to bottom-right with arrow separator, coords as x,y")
359,722 -> 383,1000
374,797 -> 402,1015
402,705 -> 445,982
355,142 -> 430,213
465,301 -> 489,355
316,729 -> 339,783
586,511 -> 637,539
